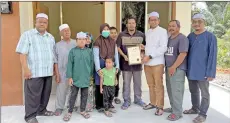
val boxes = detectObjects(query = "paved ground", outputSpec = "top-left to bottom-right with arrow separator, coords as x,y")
1,72 -> 230,123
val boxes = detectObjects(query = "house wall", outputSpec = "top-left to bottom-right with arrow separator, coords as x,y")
1,2 -> 23,106
104,2 -> 117,27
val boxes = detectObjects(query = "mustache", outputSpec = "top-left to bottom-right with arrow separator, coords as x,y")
169,29 -> 175,31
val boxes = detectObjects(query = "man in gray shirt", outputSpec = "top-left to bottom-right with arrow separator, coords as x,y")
54,24 -> 77,116
164,20 -> 189,121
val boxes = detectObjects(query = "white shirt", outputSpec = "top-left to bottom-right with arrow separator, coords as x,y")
145,26 -> 168,66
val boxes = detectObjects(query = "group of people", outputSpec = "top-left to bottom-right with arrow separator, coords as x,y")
16,11 -> 217,123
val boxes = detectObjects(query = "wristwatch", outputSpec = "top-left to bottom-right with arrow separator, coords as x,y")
149,55 -> 153,59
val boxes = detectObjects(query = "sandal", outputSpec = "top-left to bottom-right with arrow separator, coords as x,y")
163,108 -> 173,113
104,111 -> 113,117
167,113 -> 182,121
155,108 -> 164,116
97,108 -> 105,113
121,102 -> 130,110
114,98 -> 121,104
134,100 -> 147,107
183,108 -> 199,114
143,103 -> 156,110
54,109 -> 63,116
109,108 -> 117,113
80,111 -> 90,119
27,118 -> 39,123
38,110 -> 54,116
63,113 -> 72,122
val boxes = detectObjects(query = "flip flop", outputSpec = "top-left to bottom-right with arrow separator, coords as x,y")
80,112 -> 90,119
54,109 -> 63,116
38,110 -> 54,116
167,113 -> 182,121
143,103 -> 156,110
63,113 -> 72,122
183,108 -> 199,114
104,111 -> 113,117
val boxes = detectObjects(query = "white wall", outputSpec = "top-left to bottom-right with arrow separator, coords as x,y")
104,2 -> 116,27
176,2 -> 192,36
19,2 -> 34,34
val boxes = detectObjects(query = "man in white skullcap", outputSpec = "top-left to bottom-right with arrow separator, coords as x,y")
16,13 -> 55,123
63,32 -> 93,121
142,11 -> 168,116
183,13 -> 217,123
54,24 -> 77,116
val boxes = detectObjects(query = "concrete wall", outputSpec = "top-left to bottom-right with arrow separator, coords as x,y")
62,2 -> 103,39
1,2 -> 23,106
175,2 -> 192,36
104,2 -> 117,27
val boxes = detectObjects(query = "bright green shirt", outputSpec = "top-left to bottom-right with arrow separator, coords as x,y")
66,47 -> 93,88
102,67 -> 116,86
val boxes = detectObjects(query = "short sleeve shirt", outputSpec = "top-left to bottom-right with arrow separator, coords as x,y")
102,67 -> 116,86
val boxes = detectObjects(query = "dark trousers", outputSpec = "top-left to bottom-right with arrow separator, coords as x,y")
95,85 -> 104,109
188,80 -> 210,117
68,85 -> 88,113
24,76 -> 52,122
103,86 -> 115,111
115,71 -> 120,97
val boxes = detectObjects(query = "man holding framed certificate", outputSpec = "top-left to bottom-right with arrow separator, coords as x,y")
116,17 -> 146,110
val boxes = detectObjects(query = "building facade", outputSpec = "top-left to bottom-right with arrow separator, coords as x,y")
1,2 -> 191,106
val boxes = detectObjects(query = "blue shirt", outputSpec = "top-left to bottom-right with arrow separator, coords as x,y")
16,29 -> 56,78
187,31 -> 217,81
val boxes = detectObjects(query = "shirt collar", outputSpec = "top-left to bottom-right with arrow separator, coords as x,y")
124,29 -> 137,36
33,28 -> 49,36
149,26 -> 159,31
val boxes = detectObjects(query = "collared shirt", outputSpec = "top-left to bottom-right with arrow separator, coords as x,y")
16,28 -> 56,78
66,47 -> 94,88
145,26 -> 168,66
54,39 -> 76,83
116,29 -> 145,71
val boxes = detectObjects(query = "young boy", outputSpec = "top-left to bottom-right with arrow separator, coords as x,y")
109,27 -> 121,104
63,32 -> 93,121
100,58 -> 117,117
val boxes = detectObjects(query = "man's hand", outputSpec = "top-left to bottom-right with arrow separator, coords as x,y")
98,69 -> 103,77
24,68 -> 32,80
142,56 -> 150,63
68,78 -> 73,86
123,55 -> 129,61
55,74 -> 60,83
100,87 -> 103,94
168,66 -> 176,77
205,77 -> 214,81
140,44 -> 145,50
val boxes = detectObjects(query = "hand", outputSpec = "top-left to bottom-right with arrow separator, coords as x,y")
24,68 -> 32,80
142,56 -> 150,63
205,77 -> 214,81
168,66 -> 176,76
98,69 -> 103,77
100,88 -> 103,94
140,44 -> 145,50
68,78 -> 73,86
123,55 -> 129,61
116,68 -> 119,74
55,74 -> 60,83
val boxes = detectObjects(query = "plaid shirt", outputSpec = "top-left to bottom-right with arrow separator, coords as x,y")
16,28 -> 55,78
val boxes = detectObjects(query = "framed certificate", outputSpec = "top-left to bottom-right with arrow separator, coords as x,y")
127,46 -> 142,65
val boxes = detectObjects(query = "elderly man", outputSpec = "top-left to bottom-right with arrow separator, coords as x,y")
117,17 -> 146,110
163,20 -> 189,121
183,13 -> 217,123
142,12 -> 168,116
54,24 -> 77,116
16,13 -> 55,123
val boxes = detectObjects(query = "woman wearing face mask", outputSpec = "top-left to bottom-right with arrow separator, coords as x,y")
93,23 -> 120,112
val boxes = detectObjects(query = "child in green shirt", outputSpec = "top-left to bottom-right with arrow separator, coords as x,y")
63,32 -> 93,121
100,58 -> 117,117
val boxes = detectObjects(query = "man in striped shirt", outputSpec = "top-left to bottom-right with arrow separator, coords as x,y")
16,13 -> 55,123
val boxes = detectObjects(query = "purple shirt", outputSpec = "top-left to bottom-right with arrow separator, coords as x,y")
165,33 -> 189,70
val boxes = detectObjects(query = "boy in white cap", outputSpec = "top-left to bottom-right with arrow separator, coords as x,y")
183,13 -> 217,123
16,13 -> 55,123
54,24 -> 77,116
63,32 -> 93,121
142,11 -> 168,116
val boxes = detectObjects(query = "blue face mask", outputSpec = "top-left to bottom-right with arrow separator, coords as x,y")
101,30 -> 110,38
